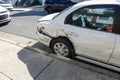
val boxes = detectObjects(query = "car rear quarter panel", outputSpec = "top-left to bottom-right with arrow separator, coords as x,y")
39,21 -> 67,38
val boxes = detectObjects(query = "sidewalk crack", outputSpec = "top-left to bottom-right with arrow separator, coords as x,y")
0,72 -> 13,80
34,59 -> 55,80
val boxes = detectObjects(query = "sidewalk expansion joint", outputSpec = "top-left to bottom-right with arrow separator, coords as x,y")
34,59 -> 55,80
0,72 -> 13,80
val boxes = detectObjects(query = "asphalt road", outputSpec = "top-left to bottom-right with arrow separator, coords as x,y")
0,10 -> 120,80
0,10 -> 47,40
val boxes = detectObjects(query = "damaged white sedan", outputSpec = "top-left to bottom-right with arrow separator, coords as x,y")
37,0 -> 120,71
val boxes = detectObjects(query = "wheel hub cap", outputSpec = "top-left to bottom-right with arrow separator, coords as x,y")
54,43 -> 69,56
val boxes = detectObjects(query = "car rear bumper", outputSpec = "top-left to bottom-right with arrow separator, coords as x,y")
36,31 -> 52,46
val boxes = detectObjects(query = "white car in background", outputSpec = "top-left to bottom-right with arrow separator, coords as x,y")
37,0 -> 120,72
0,6 -> 11,24
0,1 -> 13,10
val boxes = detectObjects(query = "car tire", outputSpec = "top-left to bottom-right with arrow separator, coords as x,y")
51,38 -> 75,58
0,21 -> 10,27
47,7 -> 54,14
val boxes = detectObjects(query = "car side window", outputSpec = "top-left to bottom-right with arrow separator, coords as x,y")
67,6 -> 115,33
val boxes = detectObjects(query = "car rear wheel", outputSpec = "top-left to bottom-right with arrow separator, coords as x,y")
51,38 -> 75,58
47,7 -> 54,14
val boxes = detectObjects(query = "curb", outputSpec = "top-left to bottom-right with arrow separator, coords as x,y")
12,6 -> 44,11
11,8 -> 32,11
0,31 -> 49,55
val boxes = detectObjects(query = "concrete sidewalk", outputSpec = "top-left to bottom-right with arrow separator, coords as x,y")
0,31 -> 119,80
0,36 -> 53,80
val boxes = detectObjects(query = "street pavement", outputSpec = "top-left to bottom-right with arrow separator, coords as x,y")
0,6 -> 47,40
0,31 -> 120,80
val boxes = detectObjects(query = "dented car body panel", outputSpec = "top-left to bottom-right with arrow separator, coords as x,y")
37,0 -> 120,69
64,24 -> 116,62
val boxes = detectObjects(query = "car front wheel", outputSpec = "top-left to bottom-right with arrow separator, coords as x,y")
51,38 -> 75,58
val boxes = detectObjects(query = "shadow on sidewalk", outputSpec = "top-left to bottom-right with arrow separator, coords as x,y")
17,41 -> 54,80
29,42 -> 52,53
17,41 -> 120,80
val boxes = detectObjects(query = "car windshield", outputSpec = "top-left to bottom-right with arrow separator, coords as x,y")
53,5 -> 73,19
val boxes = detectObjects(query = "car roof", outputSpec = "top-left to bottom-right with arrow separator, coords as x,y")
75,0 -> 120,7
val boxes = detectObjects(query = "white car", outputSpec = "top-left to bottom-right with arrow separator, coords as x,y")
0,1 -> 13,10
37,0 -> 120,71
0,6 -> 11,24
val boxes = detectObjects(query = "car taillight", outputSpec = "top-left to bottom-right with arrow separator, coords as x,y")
37,26 -> 45,33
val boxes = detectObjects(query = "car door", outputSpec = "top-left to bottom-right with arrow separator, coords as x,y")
61,0 -> 74,9
65,5 -> 116,62
54,0 -> 69,10
109,6 -> 120,67
65,0 -> 76,8
54,0 -> 64,10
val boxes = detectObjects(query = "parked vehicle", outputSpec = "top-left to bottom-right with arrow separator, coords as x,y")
44,0 -> 76,14
0,1 -> 13,10
0,6 -> 11,24
37,0 -> 120,72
